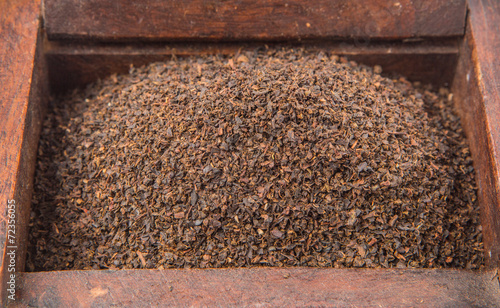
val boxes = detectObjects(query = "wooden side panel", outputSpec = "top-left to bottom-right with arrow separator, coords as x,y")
0,0 -> 45,304
14,268 -> 500,307
452,0 -> 500,268
45,40 -> 459,94
43,0 -> 467,42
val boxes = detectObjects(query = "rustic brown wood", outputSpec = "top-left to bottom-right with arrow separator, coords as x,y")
1,0 -> 499,305
452,0 -> 500,268
43,0 -> 467,42
45,39 -> 459,94
13,268 -> 500,307
0,0 -> 45,305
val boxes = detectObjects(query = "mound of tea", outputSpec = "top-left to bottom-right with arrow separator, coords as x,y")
28,48 -> 483,271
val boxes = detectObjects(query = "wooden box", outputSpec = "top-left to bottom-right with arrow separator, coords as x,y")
1,0 -> 499,306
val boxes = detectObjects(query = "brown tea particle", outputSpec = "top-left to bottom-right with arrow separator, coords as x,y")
27,47 -> 483,272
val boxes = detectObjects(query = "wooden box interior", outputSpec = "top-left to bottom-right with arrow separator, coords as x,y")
1,0 -> 499,306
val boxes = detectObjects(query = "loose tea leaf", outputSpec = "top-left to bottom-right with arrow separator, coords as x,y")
27,48 -> 483,271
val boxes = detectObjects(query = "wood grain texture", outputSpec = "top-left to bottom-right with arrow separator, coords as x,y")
13,268 -> 500,307
0,0 -> 43,304
1,1 -> 497,306
452,0 -> 500,268
46,40 -> 459,94
43,0 -> 467,42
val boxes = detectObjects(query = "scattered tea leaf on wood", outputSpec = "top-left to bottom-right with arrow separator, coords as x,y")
27,48 -> 483,271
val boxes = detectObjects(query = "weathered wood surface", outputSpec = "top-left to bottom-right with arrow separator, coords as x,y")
13,268 -> 500,307
0,0 -> 44,305
46,40 -> 459,94
1,0 -> 498,306
452,0 -> 500,268
43,0 -> 467,42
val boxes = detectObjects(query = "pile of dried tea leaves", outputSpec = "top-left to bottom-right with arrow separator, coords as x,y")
27,48 -> 483,271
